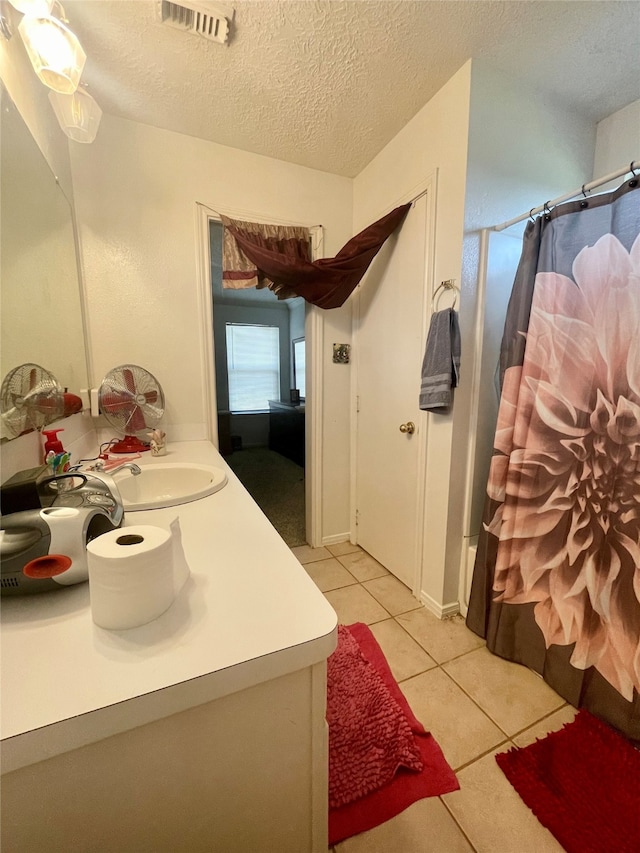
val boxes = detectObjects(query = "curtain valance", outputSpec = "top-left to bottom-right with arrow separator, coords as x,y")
221,203 -> 411,309
221,216 -> 312,299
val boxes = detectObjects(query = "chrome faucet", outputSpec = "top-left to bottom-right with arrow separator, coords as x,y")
89,461 -> 142,476
105,462 -> 142,476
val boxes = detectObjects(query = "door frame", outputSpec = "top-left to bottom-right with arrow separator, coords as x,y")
194,202 -> 325,546
350,172 -> 438,599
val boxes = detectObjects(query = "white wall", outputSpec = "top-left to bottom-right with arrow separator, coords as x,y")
593,98 -> 640,181
353,62 -> 473,610
455,62 -> 598,610
69,116 -> 353,540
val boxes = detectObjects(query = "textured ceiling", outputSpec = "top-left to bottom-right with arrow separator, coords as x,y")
63,1 -> 640,177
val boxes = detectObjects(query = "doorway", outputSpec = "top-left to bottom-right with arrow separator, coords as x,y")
209,220 -> 307,547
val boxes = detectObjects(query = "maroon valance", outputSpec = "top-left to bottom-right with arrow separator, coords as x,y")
223,203 -> 411,309
220,216 -> 312,295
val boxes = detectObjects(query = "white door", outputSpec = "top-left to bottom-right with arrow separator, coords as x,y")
354,193 -> 431,588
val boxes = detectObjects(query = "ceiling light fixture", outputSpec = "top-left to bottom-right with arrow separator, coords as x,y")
48,85 -> 102,143
18,3 -> 86,93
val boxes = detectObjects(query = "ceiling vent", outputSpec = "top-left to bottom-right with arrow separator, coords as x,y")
158,1 -> 233,44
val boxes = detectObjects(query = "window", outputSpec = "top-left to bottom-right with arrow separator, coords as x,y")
226,323 -> 280,412
293,337 -> 306,400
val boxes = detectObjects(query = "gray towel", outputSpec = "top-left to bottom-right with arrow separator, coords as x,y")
419,308 -> 461,411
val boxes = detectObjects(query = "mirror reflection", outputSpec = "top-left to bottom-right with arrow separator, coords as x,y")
0,84 -> 88,440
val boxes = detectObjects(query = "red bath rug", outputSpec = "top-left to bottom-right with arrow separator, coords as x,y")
496,709 -> 640,853
328,622 -> 459,845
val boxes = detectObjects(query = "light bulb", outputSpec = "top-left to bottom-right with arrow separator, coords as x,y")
48,88 -> 102,143
18,12 -> 86,93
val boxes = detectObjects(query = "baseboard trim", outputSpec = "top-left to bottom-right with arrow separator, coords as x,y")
420,591 -> 460,619
321,533 -> 352,547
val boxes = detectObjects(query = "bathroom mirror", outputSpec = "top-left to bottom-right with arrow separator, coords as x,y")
0,85 -> 89,440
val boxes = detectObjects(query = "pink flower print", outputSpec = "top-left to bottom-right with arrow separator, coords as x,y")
486,234 -> 640,700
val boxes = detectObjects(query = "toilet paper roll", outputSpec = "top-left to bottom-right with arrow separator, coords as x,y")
87,520 -> 190,630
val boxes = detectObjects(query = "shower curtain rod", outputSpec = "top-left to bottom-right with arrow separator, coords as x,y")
493,159 -> 639,232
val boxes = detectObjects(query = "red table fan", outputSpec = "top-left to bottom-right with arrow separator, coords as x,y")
98,364 -> 165,453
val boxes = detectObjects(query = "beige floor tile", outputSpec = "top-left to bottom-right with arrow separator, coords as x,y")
368,619 -> 437,682
336,551 -> 390,582
512,704 -> 578,748
326,542 -> 362,557
442,750 -> 565,852
290,544 -> 331,564
397,609 -> 485,664
443,647 -> 565,736
400,668 -> 506,770
335,796 -> 474,852
324,585 -> 390,625
363,575 -> 422,616
304,558 -> 358,592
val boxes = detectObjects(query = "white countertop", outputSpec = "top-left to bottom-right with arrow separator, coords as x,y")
1,441 -> 337,772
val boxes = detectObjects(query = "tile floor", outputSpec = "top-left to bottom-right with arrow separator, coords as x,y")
291,542 -> 577,853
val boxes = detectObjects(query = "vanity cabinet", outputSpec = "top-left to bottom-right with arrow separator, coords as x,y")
2,664 -> 328,852
1,441 -> 336,852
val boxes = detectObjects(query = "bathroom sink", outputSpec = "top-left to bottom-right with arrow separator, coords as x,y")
113,462 -> 227,511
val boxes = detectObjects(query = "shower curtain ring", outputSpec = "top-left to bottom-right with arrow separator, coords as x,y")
579,185 -> 590,208
630,161 -> 639,177
529,208 -> 536,222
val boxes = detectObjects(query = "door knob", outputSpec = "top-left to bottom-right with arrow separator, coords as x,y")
399,422 -> 416,435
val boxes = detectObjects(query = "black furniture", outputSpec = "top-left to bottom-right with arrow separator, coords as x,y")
268,400 -> 305,467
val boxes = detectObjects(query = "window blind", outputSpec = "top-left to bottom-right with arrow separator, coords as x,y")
226,323 -> 280,412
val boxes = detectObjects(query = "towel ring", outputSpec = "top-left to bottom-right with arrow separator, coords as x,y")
432,280 -> 459,311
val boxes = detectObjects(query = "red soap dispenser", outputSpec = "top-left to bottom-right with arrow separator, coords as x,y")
42,428 -> 65,462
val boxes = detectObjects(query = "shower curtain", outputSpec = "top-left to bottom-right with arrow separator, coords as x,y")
466,177 -> 640,741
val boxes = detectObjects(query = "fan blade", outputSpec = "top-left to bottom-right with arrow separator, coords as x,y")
100,390 -> 157,411
123,368 -> 136,395
1,406 -> 26,438
28,390 -> 64,415
126,404 -> 147,433
100,391 -> 132,414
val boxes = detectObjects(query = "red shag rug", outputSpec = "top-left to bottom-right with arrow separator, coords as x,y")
327,623 -> 458,845
496,709 -> 640,853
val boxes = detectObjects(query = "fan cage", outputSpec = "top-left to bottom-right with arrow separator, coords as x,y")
0,363 -> 64,438
98,364 -> 165,452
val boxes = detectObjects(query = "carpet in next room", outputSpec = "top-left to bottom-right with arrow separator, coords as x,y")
225,447 -> 306,547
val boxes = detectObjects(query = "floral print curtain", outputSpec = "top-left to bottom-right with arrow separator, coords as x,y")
466,178 -> 640,741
